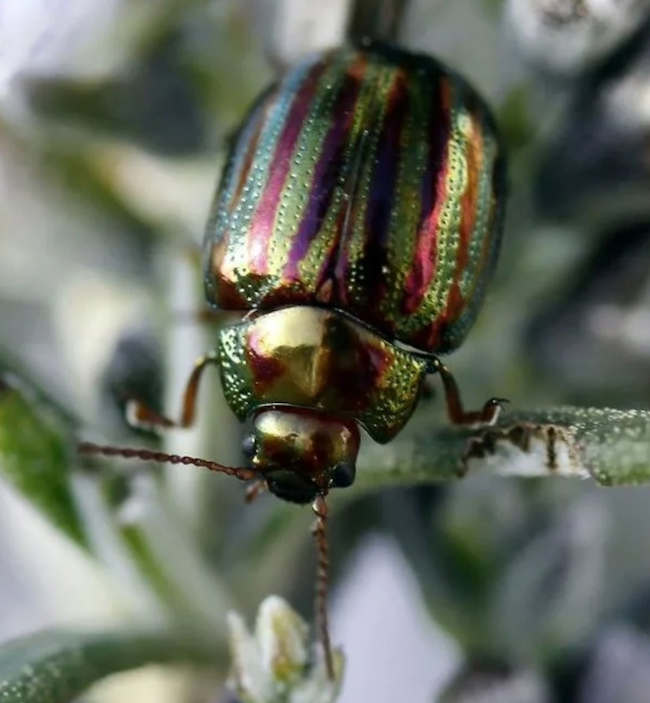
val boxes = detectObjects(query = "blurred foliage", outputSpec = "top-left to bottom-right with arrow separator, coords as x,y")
439,660 -> 549,703
100,328 -> 164,433
28,32 -> 207,155
0,628 -> 218,703
0,372 -> 86,547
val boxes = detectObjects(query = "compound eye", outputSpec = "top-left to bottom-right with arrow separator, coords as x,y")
331,460 -> 356,488
241,434 -> 256,460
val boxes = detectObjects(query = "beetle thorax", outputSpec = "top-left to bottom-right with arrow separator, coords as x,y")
218,306 -> 428,444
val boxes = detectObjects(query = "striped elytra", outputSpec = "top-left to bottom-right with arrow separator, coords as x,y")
204,42 -> 505,353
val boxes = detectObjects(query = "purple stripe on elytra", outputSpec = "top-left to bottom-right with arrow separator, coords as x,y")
359,69 -> 408,306
283,59 -> 367,280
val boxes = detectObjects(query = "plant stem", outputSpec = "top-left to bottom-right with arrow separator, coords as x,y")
355,407 -> 650,489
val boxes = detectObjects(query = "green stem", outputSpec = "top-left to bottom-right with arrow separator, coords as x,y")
347,0 -> 410,42
0,628 -> 221,703
355,406 -> 650,489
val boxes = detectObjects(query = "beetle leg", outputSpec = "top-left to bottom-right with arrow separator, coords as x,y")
311,495 -> 335,680
245,479 -> 268,503
126,351 -> 220,431
433,359 -> 508,426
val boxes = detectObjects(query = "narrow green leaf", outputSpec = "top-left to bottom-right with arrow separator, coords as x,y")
0,376 -> 86,547
119,524 -> 192,614
439,663 -> 549,703
0,628 -> 219,702
356,406 -> 650,489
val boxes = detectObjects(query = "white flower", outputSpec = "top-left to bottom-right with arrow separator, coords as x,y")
227,595 -> 344,703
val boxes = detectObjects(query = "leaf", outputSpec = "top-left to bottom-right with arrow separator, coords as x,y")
439,662 -> 549,703
0,375 -> 86,547
356,406 -> 650,489
0,628 -> 218,703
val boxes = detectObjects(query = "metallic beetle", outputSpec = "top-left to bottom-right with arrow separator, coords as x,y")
203,41 -> 506,502
80,41 -> 507,677
85,41 -> 506,503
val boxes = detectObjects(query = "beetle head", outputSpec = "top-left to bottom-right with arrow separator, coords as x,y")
242,408 -> 360,504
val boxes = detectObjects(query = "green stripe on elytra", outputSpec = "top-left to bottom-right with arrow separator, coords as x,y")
344,62 -> 396,306
448,111 -> 501,346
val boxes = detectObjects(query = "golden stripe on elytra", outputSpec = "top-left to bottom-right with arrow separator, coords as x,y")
454,104 -> 481,303
344,62 -> 396,305
461,113 -> 498,300
432,100 -> 469,322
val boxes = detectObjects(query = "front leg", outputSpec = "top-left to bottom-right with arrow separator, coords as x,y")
126,350 -> 220,431
431,358 -> 508,426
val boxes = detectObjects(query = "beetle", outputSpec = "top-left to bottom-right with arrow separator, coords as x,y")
79,41 -> 506,679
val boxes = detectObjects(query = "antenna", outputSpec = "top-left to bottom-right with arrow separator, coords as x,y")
312,495 -> 334,680
78,442 -> 257,481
